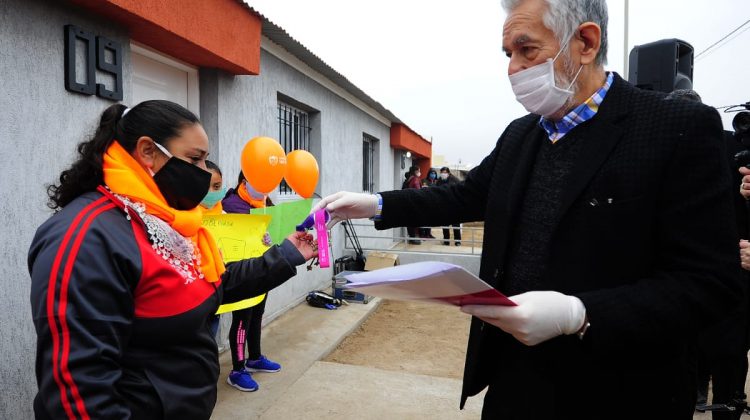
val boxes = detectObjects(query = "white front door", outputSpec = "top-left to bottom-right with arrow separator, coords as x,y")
130,44 -> 199,115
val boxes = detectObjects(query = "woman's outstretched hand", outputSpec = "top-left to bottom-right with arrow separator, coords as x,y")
286,231 -> 318,261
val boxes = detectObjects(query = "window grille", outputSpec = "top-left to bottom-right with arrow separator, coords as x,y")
363,134 -> 377,193
277,101 -> 312,194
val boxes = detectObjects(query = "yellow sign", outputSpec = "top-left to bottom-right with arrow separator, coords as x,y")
202,214 -> 271,263
203,214 -> 271,313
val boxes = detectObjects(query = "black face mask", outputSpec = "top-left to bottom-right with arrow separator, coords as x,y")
152,143 -> 211,210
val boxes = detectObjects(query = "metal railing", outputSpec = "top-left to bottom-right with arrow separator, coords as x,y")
341,221 -> 483,255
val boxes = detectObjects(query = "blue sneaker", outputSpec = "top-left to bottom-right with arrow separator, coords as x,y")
226,370 -> 258,392
245,355 -> 281,373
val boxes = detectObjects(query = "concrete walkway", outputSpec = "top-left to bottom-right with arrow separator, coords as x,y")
262,362 -> 484,419
210,293 -> 739,419
210,297 -> 484,419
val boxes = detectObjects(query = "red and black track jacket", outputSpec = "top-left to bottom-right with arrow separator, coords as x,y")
28,189 -> 304,419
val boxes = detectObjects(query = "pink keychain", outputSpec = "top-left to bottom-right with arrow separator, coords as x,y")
313,209 -> 330,268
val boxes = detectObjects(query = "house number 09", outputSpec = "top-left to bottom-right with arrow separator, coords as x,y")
64,25 -> 123,101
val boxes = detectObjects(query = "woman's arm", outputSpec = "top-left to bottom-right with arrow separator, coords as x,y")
221,232 -> 317,302
29,207 -> 137,419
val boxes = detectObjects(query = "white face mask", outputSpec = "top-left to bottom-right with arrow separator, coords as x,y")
508,40 -> 583,118
439,173 -> 449,180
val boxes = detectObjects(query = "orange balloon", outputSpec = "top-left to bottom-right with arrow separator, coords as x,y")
240,137 -> 287,194
285,150 -> 319,198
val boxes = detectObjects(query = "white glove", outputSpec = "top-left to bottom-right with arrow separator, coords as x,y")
312,191 -> 379,228
460,291 -> 587,346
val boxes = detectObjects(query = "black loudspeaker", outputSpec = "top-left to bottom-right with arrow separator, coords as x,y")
628,38 -> 694,93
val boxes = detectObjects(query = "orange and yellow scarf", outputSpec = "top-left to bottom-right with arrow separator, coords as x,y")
102,141 -> 225,282
237,181 -> 267,209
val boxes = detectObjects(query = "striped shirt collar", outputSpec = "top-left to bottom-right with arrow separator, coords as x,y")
539,72 -> 614,143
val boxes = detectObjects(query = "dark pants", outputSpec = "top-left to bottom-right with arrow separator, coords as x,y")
229,296 -> 267,371
442,224 -> 461,243
481,369 -> 697,420
711,354 -> 748,420
695,311 -> 749,420
480,334 -> 696,420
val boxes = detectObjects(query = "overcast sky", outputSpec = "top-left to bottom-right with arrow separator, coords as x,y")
246,0 -> 750,167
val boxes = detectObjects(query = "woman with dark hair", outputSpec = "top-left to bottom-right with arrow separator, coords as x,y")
222,171 -> 272,213
425,168 -> 438,186
200,160 -> 226,342
221,170 -> 280,392
200,160 -> 226,215
402,165 -> 422,244
417,169 -> 439,239
29,100 -> 317,419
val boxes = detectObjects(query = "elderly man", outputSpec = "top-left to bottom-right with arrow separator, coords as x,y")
315,0 -> 743,418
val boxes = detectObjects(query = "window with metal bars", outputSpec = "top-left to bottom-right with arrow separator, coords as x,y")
277,101 -> 312,194
363,134 -> 377,193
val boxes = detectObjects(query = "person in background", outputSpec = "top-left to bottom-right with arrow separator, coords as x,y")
29,100 -> 317,419
223,172 -> 272,213
425,168 -> 439,186
402,165 -> 423,245
658,92 -> 750,419
437,167 -> 462,246
667,89 -> 749,419
419,177 -> 436,239
200,160 -> 227,215
401,165 -> 422,190
221,171 -> 281,392
200,160 -> 227,341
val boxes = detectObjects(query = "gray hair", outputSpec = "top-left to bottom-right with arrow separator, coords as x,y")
502,0 -> 608,66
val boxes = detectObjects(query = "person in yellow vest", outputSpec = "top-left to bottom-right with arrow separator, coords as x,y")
221,171 -> 280,392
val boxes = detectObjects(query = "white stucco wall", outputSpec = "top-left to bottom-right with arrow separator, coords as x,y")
0,0 -> 133,417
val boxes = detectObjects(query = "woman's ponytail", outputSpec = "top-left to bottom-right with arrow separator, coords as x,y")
46,104 -> 127,210
47,100 -> 199,210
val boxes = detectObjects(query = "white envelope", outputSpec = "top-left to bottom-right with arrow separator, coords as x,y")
343,261 -> 515,306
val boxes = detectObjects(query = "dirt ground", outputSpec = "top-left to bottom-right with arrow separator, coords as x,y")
324,299 -> 472,379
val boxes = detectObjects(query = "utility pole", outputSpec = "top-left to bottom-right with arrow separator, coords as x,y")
623,0 -> 629,80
